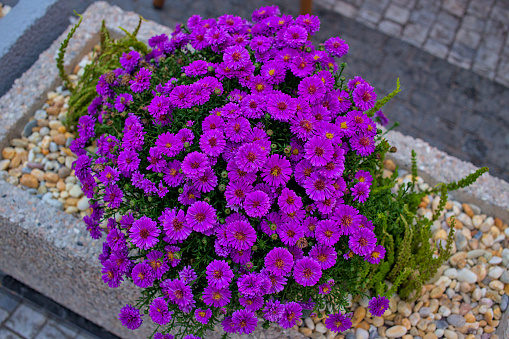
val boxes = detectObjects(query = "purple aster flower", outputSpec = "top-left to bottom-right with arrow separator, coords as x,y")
298,76 -> 326,105
146,250 -> 169,279
319,282 -> 332,295
237,273 -> 270,296
129,67 -> 152,93
104,184 -> 123,209
351,182 -> 370,203
289,54 -> 314,78
193,168 -> 218,193
202,114 -> 225,132
99,166 -> 119,186
368,295 -> 390,317
223,45 -> 250,70
315,220 -> 341,246
178,184 -> 201,206
149,297 -> 173,325
334,204 -> 361,236
278,222 -> 305,246
179,265 -> 198,284
293,257 -> 322,287
106,228 -> 126,252
325,312 -> 352,332
147,95 -> 171,119
119,304 -> 143,330
130,216 -> 160,250
183,60 -> 210,77
235,143 -> 268,173
283,25 -> 308,47
365,244 -> 386,264
244,190 -> 270,218
163,160 -> 184,187
279,302 -> 302,329
186,201 -> 216,233
101,260 -> 123,288
224,116 -> 250,142
265,247 -> 294,276
278,188 -> 303,214
303,173 -> 334,201
249,75 -> 271,94
261,154 -> 292,187
290,111 -> 317,141
117,149 -> 140,175
260,60 -> 286,85
230,248 -> 251,264
181,152 -> 210,179
161,279 -> 194,308
222,316 -> 236,334
302,216 -> 319,237
305,136 -> 334,166
203,286 -> 231,307
263,299 -> 284,322
353,83 -> 377,111
155,132 -> 183,157
206,260 -> 233,289
132,262 -> 155,288
374,110 -> 389,126
114,93 -> 133,112
348,228 -> 376,256
267,92 -> 297,122
232,309 -> 257,334
296,14 -> 320,35
335,89 -> 352,114
169,85 -> 194,109
239,296 -> 263,313
199,130 -> 226,157
154,334 -> 174,339
225,180 -> 252,207
110,250 -> 131,274
309,244 -> 337,270
195,308 -> 212,324
164,246 -> 181,267
226,220 -> 256,250
119,50 -> 140,73
350,133 -> 376,157
324,37 -> 349,58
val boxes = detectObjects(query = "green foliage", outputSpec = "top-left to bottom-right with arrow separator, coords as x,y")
365,78 -> 400,117
56,13 -> 83,93
58,15 -> 147,130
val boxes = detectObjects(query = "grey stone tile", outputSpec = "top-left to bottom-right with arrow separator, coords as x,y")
401,23 -> 429,46
34,319 -> 79,339
392,0 -> 417,9
467,0 -> 495,17
443,0 -> 468,17
0,308 -> 9,323
423,39 -> 449,58
4,303 -> 47,339
0,289 -> 20,312
460,14 -> 486,32
75,331 -> 101,339
455,29 -> 481,48
332,1 -> 359,17
384,4 -> 411,24
378,20 -> 402,36
429,23 -> 456,45
448,42 -> 475,68
495,58 -> 509,87
0,328 -> 23,339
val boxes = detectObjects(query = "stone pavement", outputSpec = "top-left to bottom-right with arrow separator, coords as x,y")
0,287 -> 103,339
316,0 -> 509,87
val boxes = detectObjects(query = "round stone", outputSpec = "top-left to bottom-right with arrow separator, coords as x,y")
488,267 -> 504,279
457,269 -> 477,284
20,174 -> 38,188
356,328 -> 369,339
385,325 -> 407,338
69,185 -> 83,198
314,322 -> 327,333
58,166 -> 71,178
43,172 -> 59,183
446,314 -> 466,327
304,317 -> 314,330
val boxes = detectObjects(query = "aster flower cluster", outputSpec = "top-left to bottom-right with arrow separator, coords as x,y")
72,6 -> 391,338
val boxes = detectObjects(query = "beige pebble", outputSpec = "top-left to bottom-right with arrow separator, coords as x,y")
489,280 -> 504,291
384,159 -> 396,171
462,203 -> 474,217
2,147 -> 15,159
385,325 -> 407,338
20,174 -> 38,188
43,172 -> 59,183
30,168 -> 44,181
351,306 -> 366,328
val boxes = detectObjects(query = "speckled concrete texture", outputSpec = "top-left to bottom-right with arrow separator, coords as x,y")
0,2 -> 507,339
385,129 -> 509,222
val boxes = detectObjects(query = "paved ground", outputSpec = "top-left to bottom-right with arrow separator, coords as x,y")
317,0 -> 509,87
0,272 -> 117,339
0,287 -> 102,339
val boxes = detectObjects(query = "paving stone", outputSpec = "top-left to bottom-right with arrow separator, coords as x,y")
461,14 -> 486,32
378,20 -> 403,36
467,0 -> 495,17
448,42 -> 476,68
495,58 -> 509,87
75,331 -> 102,339
423,39 -> 449,58
409,7 -> 437,26
385,4 -> 411,24
443,0 -> 468,16
0,289 -> 20,313
429,23 -> 457,45
357,8 -> 383,25
0,307 -> 9,323
0,328 -> 23,339
332,1 -> 359,17
34,318 -> 79,339
4,303 -> 48,338
455,29 -> 482,48
392,0 -> 417,9
402,23 -> 429,46
315,0 -> 336,10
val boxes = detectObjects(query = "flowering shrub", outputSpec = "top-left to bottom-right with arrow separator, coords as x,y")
69,6 -> 401,338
